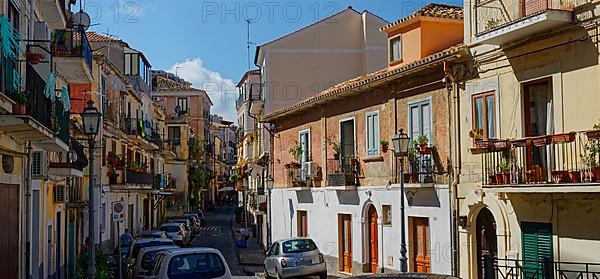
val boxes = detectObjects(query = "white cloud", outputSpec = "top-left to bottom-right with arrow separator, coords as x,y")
168,58 -> 237,122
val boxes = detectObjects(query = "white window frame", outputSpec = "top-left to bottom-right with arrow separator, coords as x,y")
365,110 -> 380,157
338,117 -> 356,157
389,34 -> 402,63
407,97 -> 433,142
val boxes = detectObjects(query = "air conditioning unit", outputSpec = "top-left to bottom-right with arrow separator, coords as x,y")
54,185 -> 65,203
31,151 -> 47,177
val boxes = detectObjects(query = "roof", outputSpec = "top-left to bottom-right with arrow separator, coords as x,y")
381,3 -> 463,32
265,44 -> 466,121
236,69 -> 260,87
85,31 -> 126,44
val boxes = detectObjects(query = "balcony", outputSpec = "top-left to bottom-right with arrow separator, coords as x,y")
66,181 -> 86,208
401,144 -> 435,186
51,28 -> 93,83
36,0 -> 68,29
0,64 -> 60,141
249,90 -> 264,115
474,0 -> 573,45
125,170 -> 154,186
48,139 -> 87,178
326,156 -> 359,190
476,131 -> 600,192
482,256 -> 600,279
236,94 -> 247,111
285,161 -> 322,190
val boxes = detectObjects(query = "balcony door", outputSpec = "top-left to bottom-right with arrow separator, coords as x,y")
340,119 -> 355,171
523,79 -> 553,173
299,130 -> 310,181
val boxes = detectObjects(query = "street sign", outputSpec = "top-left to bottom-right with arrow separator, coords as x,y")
112,201 -> 125,222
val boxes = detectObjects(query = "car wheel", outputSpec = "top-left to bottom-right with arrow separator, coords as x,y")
318,271 -> 328,279
263,267 -> 272,279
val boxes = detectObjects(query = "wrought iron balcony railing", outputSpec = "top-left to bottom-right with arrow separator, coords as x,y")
475,131 -> 600,186
481,255 -> 600,279
51,28 -> 93,72
125,169 -> 154,185
326,156 -> 359,186
401,144 -> 435,184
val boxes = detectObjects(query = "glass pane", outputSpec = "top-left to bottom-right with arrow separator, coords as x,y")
125,54 -> 131,75
486,95 -> 495,138
411,106 -> 420,140
422,104 -> 431,140
474,97 -> 484,130
132,55 -> 139,75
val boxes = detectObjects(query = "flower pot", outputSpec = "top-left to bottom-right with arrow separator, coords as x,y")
488,174 -> 497,185
568,170 -> 581,183
333,153 -> 340,160
593,167 -> 600,182
12,103 -> 26,115
501,173 -> 510,184
586,130 -> 600,140
475,140 -> 492,150
551,170 -> 568,183
532,135 -> 550,146
494,173 -> 504,184
26,51 -> 43,64
381,145 -> 389,153
550,132 -> 576,143
493,140 -> 511,150
511,138 -> 530,148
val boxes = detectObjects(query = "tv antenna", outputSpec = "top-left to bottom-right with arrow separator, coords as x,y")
246,18 -> 256,70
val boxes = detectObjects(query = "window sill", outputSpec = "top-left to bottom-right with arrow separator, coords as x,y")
363,156 -> 384,162
389,59 -> 403,66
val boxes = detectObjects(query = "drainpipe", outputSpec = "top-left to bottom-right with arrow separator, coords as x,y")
444,62 -> 459,277
25,141 -> 32,279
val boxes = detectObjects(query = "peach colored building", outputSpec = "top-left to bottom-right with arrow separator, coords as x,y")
264,4 -> 465,276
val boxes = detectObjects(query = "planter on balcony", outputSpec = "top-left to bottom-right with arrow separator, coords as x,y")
418,146 -> 432,154
475,140 -> 493,150
532,135 -> 550,146
12,103 -> 26,115
493,140 -> 511,150
511,138 -> 531,147
495,173 -> 510,184
488,174 -> 497,185
551,132 -> 576,143
586,130 -> 600,140
404,173 -> 419,183
568,170 -> 581,183
551,170 -> 569,183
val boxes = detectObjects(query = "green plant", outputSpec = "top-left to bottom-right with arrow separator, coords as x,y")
469,128 -> 484,140
13,90 -> 29,104
497,161 -> 510,172
325,137 -> 340,154
380,140 -> 389,146
76,248 -> 114,278
582,142 -> 600,167
594,119 -> 600,130
407,141 -> 417,160
288,140 -> 303,162
416,135 -> 429,145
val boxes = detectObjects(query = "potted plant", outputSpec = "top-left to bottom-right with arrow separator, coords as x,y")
380,140 -> 389,153
586,120 -> 600,140
581,141 -> 600,181
416,135 -> 431,154
25,50 -> 44,64
469,128 -> 484,141
325,137 -> 341,160
550,132 -> 576,143
496,162 -> 510,184
12,90 -> 29,115
287,140 -> 302,168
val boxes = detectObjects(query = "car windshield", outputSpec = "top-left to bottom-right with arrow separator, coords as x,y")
142,249 -> 169,270
282,239 -> 317,254
167,252 -> 226,279
161,226 -> 180,233
132,241 -> 172,259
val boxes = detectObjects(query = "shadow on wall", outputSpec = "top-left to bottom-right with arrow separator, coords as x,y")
408,188 -> 441,208
338,191 -> 360,205
296,191 -> 314,204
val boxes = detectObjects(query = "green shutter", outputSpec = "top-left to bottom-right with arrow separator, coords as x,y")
522,222 -> 553,279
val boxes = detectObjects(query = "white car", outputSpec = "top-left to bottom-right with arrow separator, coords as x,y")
126,238 -> 175,278
159,223 -> 189,247
132,245 -> 178,279
146,247 -> 231,279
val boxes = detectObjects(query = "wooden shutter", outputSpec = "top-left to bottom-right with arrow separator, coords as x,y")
522,222 -> 553,279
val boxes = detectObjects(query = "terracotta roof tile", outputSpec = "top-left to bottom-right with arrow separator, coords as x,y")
264,44 -> 466,120
381,3 -> 463,31
85,32 -> 123,43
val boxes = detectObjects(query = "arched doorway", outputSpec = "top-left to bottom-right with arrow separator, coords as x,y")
367,205 -> 378,273
476,207 -> 497,279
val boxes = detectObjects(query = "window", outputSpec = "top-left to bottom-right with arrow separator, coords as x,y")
472,92 -> 496,139
409,99 -> 432,142
101,75 -> 107,116
390,36 -> 402,62
366,111 -> 380,156
31,151 -> 43,176
167,253 -> 226,278
168,127 -> 181,144
177,98 -> 188,114
7,1 -> 20,31
124,53 -> 140,75
268,242 -> 279,256
282,239 -> 317,253
382,205 -> 392,225
299,129 -> 310,180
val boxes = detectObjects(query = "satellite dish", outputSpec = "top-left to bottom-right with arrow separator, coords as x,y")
73,11 -> 91,31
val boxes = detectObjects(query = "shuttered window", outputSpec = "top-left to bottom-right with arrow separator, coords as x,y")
366,111 -> 380,156
521,222 -> 553,279
409,100 -> 432,142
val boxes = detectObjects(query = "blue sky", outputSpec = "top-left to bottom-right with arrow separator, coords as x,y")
86,0 -> 461,121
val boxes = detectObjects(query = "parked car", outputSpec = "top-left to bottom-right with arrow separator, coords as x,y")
169,218 -> 193,238
127,238 -> 175,278
159,223 -> 189,247
347,274 -> 460,279
182,214 -> 202,234
132,245 -> 179,279
264,238 -> 327,279
189,210 -> 207,227
146,247 -> 231,279
139,230 -> 168,239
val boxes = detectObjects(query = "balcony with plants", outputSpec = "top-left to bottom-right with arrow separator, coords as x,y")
125,161 -> 154,186
48,139 -> 87,178
401,135 -> 436,185
473,0 -> 574,45
472,124 -> 600,191
50,28 -> 93,83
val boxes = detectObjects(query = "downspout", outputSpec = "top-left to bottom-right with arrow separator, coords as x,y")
25,141 -> 32,279
444,61 -> 459,277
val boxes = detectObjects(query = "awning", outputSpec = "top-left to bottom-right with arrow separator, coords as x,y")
218,186 -> 235,192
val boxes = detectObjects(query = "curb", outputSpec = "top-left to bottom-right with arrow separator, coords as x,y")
229,210 -> 258,276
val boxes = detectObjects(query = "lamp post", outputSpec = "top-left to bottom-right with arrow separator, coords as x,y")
81,100 -> 102,279
392,128 -> 410,272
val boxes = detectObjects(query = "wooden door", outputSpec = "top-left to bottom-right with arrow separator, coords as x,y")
368,206 -> 379,273
0,184 -> 19,278
338,214 -> 352,273
476,208 -> 498,279
297,211 -> 307,237
411,217 -> 431,272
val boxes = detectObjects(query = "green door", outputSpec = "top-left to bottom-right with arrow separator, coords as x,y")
521,222 -> 553,279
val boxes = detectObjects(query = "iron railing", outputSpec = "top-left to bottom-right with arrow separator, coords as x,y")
474,0 -> 575,35
477,131 -> 600,186
51,28 -> 92,73
125,170 -> 154,185
401,144 -> 435,183
482,256 -> 600,279
326,156 -> 359,186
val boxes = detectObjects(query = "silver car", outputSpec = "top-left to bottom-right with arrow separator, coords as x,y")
132,245 -> 178,278
146,247 -> 232,279
264,238 -> 327,279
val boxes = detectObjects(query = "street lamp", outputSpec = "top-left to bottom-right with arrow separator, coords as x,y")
392,128 -> 410,272
81,100 -> 101,279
